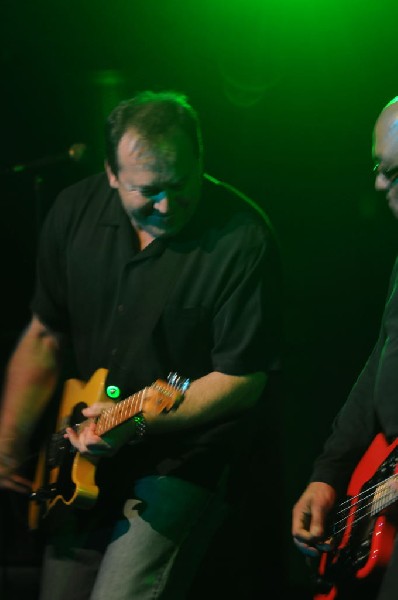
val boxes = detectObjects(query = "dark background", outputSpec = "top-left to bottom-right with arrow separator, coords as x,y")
1,0 -> 398,597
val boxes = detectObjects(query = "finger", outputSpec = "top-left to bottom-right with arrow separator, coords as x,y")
316,541 -> 333,552
292,506 -> 312,537
85,427 -> 112,454
309,505 -> 327,538
293,515 -> 333,553
65,426 -> 110,456
65,427 -> 87,453
0,476 -> 32,494
293,536 -> 320,558
64,426 -> 78,443
82,405 -> 102,417
65,421 -> 96,440
82,402 -> 114,417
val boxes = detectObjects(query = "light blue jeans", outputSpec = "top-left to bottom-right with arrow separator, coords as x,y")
39,475 -> 228,600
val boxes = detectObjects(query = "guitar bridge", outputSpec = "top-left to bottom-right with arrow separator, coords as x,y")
30,484 -> 57,503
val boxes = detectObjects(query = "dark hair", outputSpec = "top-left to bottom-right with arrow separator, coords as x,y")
105,90 -> 203,175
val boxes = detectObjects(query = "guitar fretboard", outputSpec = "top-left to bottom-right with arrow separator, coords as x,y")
370,474 -> 398,516
95,388 -> 148,436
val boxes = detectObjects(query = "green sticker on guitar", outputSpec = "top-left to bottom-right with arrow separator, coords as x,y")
106,385 -> 121,399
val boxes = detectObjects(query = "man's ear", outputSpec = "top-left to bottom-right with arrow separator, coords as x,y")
105,161 -> 119,189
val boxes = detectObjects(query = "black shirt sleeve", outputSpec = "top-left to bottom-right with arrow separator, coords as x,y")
309,259 -> 398,496
30,188 -> 72,332
211,222 -> 282,376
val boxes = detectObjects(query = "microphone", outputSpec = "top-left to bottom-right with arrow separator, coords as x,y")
11,143 -> 87,173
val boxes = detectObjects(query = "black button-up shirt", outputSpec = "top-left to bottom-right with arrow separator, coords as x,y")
31,172 -> 282,491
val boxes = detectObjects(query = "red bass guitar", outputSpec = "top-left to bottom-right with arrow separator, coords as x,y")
314,433 -> 398,599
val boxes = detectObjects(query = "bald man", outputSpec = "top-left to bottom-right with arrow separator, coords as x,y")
374,98 -> 398,217
292,97 -> 398,600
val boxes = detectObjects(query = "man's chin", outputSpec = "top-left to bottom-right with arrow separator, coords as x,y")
145,215 -> 190,238
145,223 -> 182,240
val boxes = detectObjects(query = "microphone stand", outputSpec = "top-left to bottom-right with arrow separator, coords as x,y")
4,143 -> 88,239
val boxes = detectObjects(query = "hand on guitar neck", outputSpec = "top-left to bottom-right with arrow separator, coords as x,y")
28,369 -> 189,529
64,400 -> 138,457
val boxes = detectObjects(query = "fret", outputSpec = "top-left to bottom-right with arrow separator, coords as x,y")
96,389 -> 145,436
371,474 -> 398,516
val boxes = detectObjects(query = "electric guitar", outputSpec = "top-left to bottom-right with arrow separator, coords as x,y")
28,368 -> 189,530
313,433 -> 398,599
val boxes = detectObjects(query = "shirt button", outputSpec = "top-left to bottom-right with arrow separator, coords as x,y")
118,304 -> 124,314
111,348 -> 118,356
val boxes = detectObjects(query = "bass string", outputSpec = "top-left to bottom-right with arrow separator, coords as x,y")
331,473 -> 398,536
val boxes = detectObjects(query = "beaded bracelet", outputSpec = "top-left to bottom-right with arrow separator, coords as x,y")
131,412 -> 147,443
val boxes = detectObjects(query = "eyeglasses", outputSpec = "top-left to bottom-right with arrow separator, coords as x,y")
119,179 -> 189,201
373,163 -> 398,188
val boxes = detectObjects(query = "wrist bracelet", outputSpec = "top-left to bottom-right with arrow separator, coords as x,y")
131,412 -> 147,444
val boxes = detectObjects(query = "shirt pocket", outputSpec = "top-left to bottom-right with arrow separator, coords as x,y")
158,305 -> 213,378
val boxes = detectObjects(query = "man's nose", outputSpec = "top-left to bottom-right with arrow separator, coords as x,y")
152,190 -> 170,213
375,172 -> 389,191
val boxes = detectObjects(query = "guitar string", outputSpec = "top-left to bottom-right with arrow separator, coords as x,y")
97,388 -> 143,435
40,376 -> 188,461
333,476 -> 398,523
66,387 -> 149,437
18,377 -> 188,473
332,498 -> 389,537
331,473 -> 398,536
65,374 -> 188,437
333,470 -> 398,514
97,384 -> 158,435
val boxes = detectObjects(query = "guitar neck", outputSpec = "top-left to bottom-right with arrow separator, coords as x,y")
94,388 -> 147,436
73,374 -> 188,438
370,474 -> 398,516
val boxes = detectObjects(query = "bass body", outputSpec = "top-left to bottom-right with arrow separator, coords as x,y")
314,433 -> 398,599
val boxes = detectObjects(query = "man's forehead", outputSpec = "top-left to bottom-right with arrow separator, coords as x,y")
121,127 -> 193,161
374,112 -> 398,162
382,117 -> 398,140
119,130 -> 166,159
